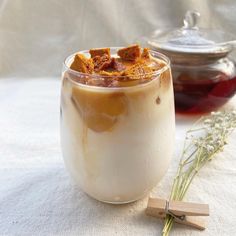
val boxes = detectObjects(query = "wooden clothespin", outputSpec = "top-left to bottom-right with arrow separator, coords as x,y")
146,198 -> 209,230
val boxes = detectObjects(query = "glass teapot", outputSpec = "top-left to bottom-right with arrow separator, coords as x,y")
146,11 -> 236,114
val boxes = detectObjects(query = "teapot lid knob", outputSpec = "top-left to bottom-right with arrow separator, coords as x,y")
183,11 -> 200,29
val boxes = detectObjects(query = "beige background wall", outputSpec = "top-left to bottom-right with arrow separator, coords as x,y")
0,0 -> 235,77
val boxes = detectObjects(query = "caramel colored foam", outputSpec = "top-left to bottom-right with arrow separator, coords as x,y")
69,69 -> 171,133
65,62 -> 171,133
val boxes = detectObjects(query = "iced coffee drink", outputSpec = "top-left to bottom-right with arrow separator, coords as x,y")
61,45 -> 175,203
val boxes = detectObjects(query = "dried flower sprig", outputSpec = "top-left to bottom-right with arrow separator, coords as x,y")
162,110 -> 236,236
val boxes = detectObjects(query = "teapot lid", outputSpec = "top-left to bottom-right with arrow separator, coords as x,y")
148,11 -> 236,57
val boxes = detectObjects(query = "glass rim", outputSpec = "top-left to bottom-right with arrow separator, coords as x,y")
63,47 -> 170,79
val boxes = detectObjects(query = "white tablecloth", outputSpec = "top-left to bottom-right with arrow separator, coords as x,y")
0,77 -> 236,236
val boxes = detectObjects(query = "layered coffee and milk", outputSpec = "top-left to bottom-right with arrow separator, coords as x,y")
61,45 -> 175,203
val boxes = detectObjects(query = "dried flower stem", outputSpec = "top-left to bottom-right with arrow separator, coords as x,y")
162,110 -> 236,236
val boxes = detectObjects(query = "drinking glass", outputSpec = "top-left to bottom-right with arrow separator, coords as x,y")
60,48 -> 175,203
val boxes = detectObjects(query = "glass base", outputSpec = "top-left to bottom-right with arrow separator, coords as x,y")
85,191 -> 150,205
